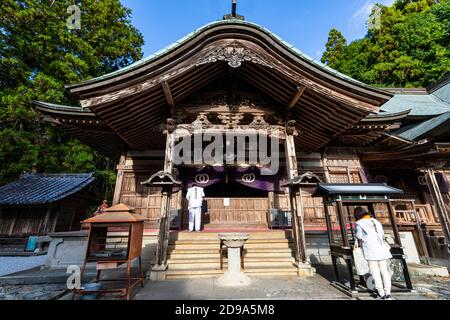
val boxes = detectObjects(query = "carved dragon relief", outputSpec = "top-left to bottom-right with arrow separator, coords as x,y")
196,42 -> 273,69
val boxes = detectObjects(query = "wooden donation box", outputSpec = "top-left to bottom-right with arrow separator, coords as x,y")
73,204 -> 147,300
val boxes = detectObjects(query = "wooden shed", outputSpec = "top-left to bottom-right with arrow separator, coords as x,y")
0,173 -> 96,238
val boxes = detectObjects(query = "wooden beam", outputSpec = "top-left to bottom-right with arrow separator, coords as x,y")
161,81 -> 175,115
424,168 -> 450,246
287,86 -> 306,110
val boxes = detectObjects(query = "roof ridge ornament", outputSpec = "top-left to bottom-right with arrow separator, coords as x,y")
223,0 -> 245,21
196,42 -> 272,69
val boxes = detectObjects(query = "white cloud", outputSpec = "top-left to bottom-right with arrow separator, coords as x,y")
350,0 -> 395,30
315,49 -> 323,61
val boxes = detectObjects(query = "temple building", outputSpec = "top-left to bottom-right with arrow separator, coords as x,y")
33,17 -> 450,278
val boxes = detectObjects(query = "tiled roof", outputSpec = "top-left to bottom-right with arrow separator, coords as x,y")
396,112 -> 450,141
66,19 -> 379,91
381,93 -> 450,116
0,173 -> 95,206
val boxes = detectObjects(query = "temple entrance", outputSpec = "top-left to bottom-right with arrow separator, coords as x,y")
204,180 -> 268,228
179,167 -> 287,230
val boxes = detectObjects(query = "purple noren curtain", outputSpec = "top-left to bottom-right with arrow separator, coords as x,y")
177,166 -> 286,192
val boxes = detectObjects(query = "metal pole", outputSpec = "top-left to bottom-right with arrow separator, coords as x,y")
232,0 -> 237,17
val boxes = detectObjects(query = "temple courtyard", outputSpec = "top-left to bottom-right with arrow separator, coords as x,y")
0,262 -> 448,300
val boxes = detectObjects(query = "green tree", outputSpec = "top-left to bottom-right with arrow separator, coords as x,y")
321,28 -> 347,66
0,0 -> 144,201
322,0 -> 450,87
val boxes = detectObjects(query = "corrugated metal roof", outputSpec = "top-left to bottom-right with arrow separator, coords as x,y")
396,112 -> 450,141
0,173 -> 95,206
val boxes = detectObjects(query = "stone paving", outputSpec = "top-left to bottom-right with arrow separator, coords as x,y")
0,284 -> 67,300
134,276 -> 349,300
1,275 -> 448,300
412,276 -> 450,300
0,264 -> 448,300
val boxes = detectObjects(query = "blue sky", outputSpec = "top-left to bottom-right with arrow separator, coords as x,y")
120,0 -> 395,61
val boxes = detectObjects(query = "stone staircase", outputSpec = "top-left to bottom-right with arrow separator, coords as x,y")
166,230 -> 299,279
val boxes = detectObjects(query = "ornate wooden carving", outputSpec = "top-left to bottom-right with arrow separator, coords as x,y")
217,113 -> 244,128
181,91 -> 272,109
248,114 -> 271,132
191,113 -> 213,131
196,42 -> 273,69
164,118 -> 176,134
285,120 -> 298,136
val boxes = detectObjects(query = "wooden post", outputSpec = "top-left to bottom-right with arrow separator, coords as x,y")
411,199 -> 431,261
40,207 -> 52,234
284,129 -> 308,265
151,126 -> 176,280
112,155 -> 126,205
424,168 -> 450,248
8,214 -> 17,236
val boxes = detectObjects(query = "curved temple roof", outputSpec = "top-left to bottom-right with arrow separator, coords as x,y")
66,19 -> 391,101
35,19 -> 449,155
52,19 -> 395,153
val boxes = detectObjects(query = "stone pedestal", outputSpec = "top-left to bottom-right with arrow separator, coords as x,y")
294,262 -> 316,277
216,233 -> 251,287
149,264 -> 167,281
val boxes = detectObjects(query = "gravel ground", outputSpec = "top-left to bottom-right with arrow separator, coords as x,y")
0,256 -> 47,277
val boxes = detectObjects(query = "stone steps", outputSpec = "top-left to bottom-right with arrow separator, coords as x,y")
165,230 -> 298,279
166,266 -> 299,279
169,231 -> 293,241
168,256 -> 294,264
168,258 -> 296,270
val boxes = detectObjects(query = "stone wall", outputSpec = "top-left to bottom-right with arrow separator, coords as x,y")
44,231 -> 158,269
305,233 -> 331,265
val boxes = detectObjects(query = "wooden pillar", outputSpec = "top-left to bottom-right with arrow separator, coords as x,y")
8,214 -> 17,236
40,207 -> 52,235
151,127 -> 175,280
112,155 -> 126,205
284,130 -> 308,265
424,168 -> 450,248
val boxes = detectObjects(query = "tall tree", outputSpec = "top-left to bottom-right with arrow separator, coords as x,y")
0,0 -> 144,199
321,0 -> 450,87
321,28 -> 347,66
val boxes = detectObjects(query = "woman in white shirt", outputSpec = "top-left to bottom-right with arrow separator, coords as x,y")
354,207 -> 393,300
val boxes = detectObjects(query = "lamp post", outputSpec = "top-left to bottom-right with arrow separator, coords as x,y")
141,171 -> 182,280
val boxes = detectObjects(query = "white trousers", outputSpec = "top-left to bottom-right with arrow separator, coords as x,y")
368,259 -> 391,297
189,207 -> 202,231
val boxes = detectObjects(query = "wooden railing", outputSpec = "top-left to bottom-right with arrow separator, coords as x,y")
415,204 -> 437,224
391,200 -> 436,225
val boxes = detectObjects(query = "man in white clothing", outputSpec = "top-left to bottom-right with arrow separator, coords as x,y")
186,183 -> 205,232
